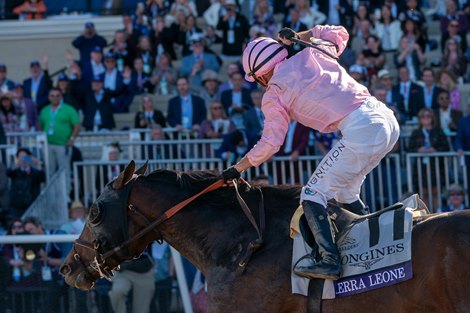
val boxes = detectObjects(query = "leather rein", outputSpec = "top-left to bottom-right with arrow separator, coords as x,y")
72,178 -> 265,282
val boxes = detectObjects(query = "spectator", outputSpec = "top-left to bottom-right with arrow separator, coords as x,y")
220,71 -> 253,129
283,7 -> 309,56
170,0 -> 198,17
440,18 -> 468,55
10,82 -> 37,130
101,52 -> 132,113
22,216 -> 70,313
408,108 -> 450,210
316,0 -> 353,27
150,242 -> 173,313
401,18 -> 427,53
275,121 -> 310,184
437,69 -> 462,111
252,0 -> 276,37
313,130 -> 341,156
203,0 -> 223,28
144,0 -> 170,25
351,4 -> 370,38
72,22 -> 107,66
22,57 -> 53,111
64,57 -> 89,112
132,3 -> 151,37
421,67 -> 446,110
216,129 -> 258,165
82,76 -> 116,131
373,4 -> 402,52
0,64 -> 15,93
351,19 -> 373,56
150,52 -> 177,95
216,0 -> 250,58
243,89 -> 264,136
96,142 -> 123,188
109,253 -> 155,313
38,88 -> 80,195
134,95 -> 166,129
395,36 -> 425,81
167,76 -> 207,132
393,66 -> 425,121
7,147 -> 45,218
60,201 -> 86,235
143,124 -> 186,159
456,103 -> 470,197
109,30 -> 136,71
433,89 -> 463,133
81,46 -> 106,86
0,94 -> 20,132
377,69 -> 404,111
13,0 -> 46,20
399,0 -> 426,26
252,174 -> 270,185
199,100 -> 235,139
440,0 -> 469,33
198,69 -> 221,110
178,14 -> 204,57
437,184 -> 469,212
441,37 -> 467,78
348,64 -> 368,85
149,15 -> 177,61
293,0 -> 326,29
218,63 -> 251,94
180,34 -> 220,92
135,36 -> 155,75
362,35 -> 385,78
56,73 -> 84,113
129,57 -> 153,94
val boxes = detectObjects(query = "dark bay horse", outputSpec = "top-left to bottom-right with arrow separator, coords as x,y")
61,161 -> 470,313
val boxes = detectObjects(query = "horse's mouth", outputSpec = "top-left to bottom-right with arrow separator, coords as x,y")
63,269 -> 97,291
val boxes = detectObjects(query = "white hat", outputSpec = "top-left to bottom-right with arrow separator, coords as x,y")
378,69 -> 391,79
349,64 -> 366,75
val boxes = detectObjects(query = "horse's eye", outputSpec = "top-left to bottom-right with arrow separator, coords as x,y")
89,204 -> 103,225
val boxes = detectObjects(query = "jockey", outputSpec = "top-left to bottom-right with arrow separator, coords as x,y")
222,25 -> 400,281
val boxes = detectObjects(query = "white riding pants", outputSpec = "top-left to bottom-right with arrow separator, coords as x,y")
301,98 -> 400,207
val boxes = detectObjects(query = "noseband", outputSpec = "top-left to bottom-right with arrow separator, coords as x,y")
70,178 -> 226,282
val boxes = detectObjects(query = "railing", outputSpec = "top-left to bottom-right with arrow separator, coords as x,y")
22,167 -> 68,230
0,144 -> 20,168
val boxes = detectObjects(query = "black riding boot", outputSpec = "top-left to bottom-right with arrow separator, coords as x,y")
294,200 -> 340,280
340,199 -> 369,215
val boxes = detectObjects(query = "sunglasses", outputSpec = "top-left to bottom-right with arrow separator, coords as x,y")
212,107 -> 223,110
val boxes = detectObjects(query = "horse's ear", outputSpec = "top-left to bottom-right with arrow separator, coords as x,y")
135,161 -> 148,176
113,161 -> 136,189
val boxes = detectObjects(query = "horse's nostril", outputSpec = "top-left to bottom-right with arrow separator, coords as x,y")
60,264 -> 71,275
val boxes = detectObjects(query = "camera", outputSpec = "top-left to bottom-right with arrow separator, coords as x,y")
16,231 -> 44,261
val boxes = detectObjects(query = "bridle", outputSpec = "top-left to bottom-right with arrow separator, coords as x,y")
70,178 -> 226,282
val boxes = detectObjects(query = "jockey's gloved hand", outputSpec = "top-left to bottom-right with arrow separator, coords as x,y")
278,27 -> 299,44
222,166 -> 241,182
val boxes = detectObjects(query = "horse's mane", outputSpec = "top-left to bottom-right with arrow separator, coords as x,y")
145,169 -> 220,189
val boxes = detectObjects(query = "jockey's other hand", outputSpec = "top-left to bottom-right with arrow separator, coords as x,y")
278,27 -> 299,46
222,166 -> 241,182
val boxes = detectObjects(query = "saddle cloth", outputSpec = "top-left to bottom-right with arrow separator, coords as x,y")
290,195 -> 423,299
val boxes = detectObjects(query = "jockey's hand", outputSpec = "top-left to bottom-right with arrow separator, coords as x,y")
278,27 -> 299,46
222,166 -> 241,182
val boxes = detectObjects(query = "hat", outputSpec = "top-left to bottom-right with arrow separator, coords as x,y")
30,60 -> 40,67
91,46 -> 102,53
57,73 -> 69,81
190,33 -> 204,44
85,21 -> 95,28
201,69 -> 220,83
92,75 -> 103,83
378,69 -> 391,79
70,201 -> 85,210
225,0 -> 237,6
447,184 -> 464,196
349,64 -> 366,75
0,64 -> 6,71
104,52 -> 116,60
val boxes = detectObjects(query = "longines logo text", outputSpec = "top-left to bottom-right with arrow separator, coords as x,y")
341,243 -> 405,266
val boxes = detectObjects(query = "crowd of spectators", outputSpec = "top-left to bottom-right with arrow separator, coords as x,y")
1,0 -> 470,311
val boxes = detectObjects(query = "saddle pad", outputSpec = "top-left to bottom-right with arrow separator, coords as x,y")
291,195 -> 420,299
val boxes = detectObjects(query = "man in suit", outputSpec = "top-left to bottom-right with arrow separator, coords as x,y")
101,52 -> 131,113
243,89 -> 264,135
0,64 -> 15,93
434,89 -> 463,133
393,66 -> 425,122
275,121 -> 310,184
215,129 -> 259,165
81,46 -> 106,86
72,22 -> 108,66
216,0 -> 250,58
82,76 -> 116,131
179,34 -> 221,92
221,72 -> 253,130
422,67 -> 446,110
167,76 -> 207,132
23,57 -> 53,111
129,57 -> 152,95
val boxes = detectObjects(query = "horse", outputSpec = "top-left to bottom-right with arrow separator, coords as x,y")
60,161 -> 470,313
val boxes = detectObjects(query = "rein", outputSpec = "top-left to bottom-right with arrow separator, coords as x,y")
73,177 -> 266,280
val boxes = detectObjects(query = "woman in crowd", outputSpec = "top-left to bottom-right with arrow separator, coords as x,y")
0,94 -> 19,132
135,36 -> 156,75
179,14 -> 204,56
437,69 -> 462,111
252,0 -> 276,37
395,36 -> 425,81
408,108 -> 450,211
199,100 -> 235,139
373,4 -> 402,52
352,4 -> 370,37
441,38 -> 467,79
13,0 -> 47,20
401,18 -> 428,53
362,35 -> 385,78
150,52 -> 178,95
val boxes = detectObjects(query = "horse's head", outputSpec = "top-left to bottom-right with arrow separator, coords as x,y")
60,160 -> 149,290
